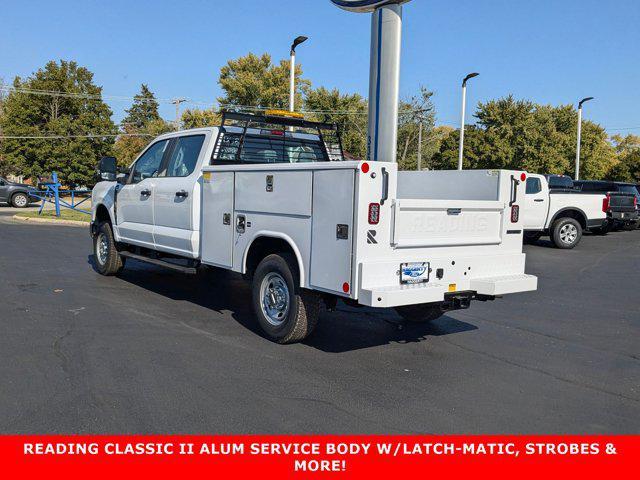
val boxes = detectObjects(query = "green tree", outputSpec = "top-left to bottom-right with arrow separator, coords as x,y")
113,118 -> 172,168
121,84 -> 160,129
607,134 -> 640,182
0,60 -> 116,186
304,87 -> 367,159
432,95 -> 616,178
218,53 -> 310,110
181,108 -> 221,129
396,86 -> 436,170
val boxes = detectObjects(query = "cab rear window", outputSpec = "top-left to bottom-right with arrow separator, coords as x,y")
213,133 -> 328,164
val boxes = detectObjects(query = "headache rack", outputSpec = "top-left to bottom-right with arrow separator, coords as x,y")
211,111 -> 344,164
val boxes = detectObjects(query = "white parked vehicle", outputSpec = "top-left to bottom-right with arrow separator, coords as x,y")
522,174 -> 611,248
91,111 -> 537,343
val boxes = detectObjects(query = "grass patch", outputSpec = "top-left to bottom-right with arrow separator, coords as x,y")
17,209 -> 91,223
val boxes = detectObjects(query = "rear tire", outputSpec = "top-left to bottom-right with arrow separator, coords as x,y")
93,221 -> 125,275
551,217 -> 582,249
11,192 -> 29,208
251,253 -> 320,344
395,303 -> 444,323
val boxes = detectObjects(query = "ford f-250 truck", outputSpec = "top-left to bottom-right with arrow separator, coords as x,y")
523,174 -> 637,248
91,111 -> 537,343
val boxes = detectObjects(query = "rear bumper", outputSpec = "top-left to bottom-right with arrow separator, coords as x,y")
358,273 -> 537,308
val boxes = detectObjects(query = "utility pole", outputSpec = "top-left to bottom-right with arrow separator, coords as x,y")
171,98 -> 187,130
458,72 -> 479,170
575,96 -> 594,180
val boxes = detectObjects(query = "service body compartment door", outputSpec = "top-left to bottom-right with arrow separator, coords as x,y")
201,171 -> 234,268
310,170 -> 355,294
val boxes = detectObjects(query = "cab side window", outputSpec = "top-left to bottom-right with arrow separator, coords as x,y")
526,178 -> 542,194
163,135 -> 205,177
130,140 -> 170,184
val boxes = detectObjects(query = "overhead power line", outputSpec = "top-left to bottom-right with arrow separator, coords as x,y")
0,133 -> 152,139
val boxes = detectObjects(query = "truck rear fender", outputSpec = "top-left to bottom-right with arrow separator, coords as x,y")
243,232 -> 306,287
549,207 -> 587,229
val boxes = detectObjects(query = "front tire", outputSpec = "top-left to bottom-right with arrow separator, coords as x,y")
395,303 -> 444,323
551,217 -> 582,249
93,222 -> 125,275
11,192 -> 29,208
251,253 -> 320,344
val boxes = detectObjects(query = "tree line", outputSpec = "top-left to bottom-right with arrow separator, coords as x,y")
0,57 -> 638,187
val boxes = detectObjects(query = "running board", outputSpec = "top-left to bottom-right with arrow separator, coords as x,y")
120,251 -> 197,274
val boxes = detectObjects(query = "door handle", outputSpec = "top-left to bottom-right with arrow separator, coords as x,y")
534,199 -> 544,202
175,190 -> 189,198
140,189 -> 151,197
236,215 -> 246,234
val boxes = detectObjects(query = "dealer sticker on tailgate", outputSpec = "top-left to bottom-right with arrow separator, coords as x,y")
400,262 -> 430,284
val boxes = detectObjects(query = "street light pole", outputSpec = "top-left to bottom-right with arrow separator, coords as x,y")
289,36 -> 308,112
575,96 -> 594,180
417,119 -> 423,171
457,72 -> 479,170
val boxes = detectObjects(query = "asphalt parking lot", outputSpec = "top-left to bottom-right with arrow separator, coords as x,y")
0,208 -> 638,434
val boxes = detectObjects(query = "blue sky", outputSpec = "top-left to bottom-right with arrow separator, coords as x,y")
1,0 -> 639,134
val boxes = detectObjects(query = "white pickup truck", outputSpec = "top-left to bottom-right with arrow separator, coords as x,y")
522,173 -> 633,248
91,111 -> 537,343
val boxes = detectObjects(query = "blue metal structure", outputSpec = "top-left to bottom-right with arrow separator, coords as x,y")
30,172 -> 92,217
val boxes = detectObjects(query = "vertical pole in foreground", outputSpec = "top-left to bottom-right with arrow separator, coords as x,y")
575,97 -> 593,181
575,107 -> 583,180
289,51 -> 296,112
52,172 -> 60,218
457,83 -> 467,170
367,3 -> 403,161
458,72 -> 479,170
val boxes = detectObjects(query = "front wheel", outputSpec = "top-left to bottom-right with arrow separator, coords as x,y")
251,253 -> 320,344
395,303 -> 444,323
551,217 -> 582,249
93,222 -> 126,275
11,192 -> 29,208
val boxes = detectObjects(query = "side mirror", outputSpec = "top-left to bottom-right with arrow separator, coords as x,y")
116,173 -> 128,185
98,156 -> 117,182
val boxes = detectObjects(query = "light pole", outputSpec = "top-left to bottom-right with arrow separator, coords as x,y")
457,72 -> 479,170
289,36 -> 308,112
575,96 -> 594,180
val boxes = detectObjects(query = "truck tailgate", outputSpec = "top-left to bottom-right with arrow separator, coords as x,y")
391,199 -> 504,248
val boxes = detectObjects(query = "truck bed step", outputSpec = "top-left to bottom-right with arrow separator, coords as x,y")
120,251 -> 197,274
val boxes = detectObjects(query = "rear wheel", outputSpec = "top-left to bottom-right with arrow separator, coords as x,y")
11,192 -> 29,208
551,217 -> 582,249
251,253 -> 320,344
395,303 -> 444,323
93,222 -> 125,275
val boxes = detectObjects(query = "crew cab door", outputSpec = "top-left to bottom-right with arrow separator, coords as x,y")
116,139 -> 170,247
153,134 -> 207,256
522,176 -> 548,229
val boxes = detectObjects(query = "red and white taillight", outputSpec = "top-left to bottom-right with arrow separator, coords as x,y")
602,194 -> 610,213
368,203 -> 380,224
510,205 -> 520,223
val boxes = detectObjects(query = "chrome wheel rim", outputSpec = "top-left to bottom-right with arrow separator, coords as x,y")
560,224 -> 578,244
14,194 -> 27,207
96,233 -> 109,265
260,272 -> 290,326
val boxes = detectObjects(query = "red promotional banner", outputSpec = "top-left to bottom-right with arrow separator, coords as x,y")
1,435 -> 636,478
